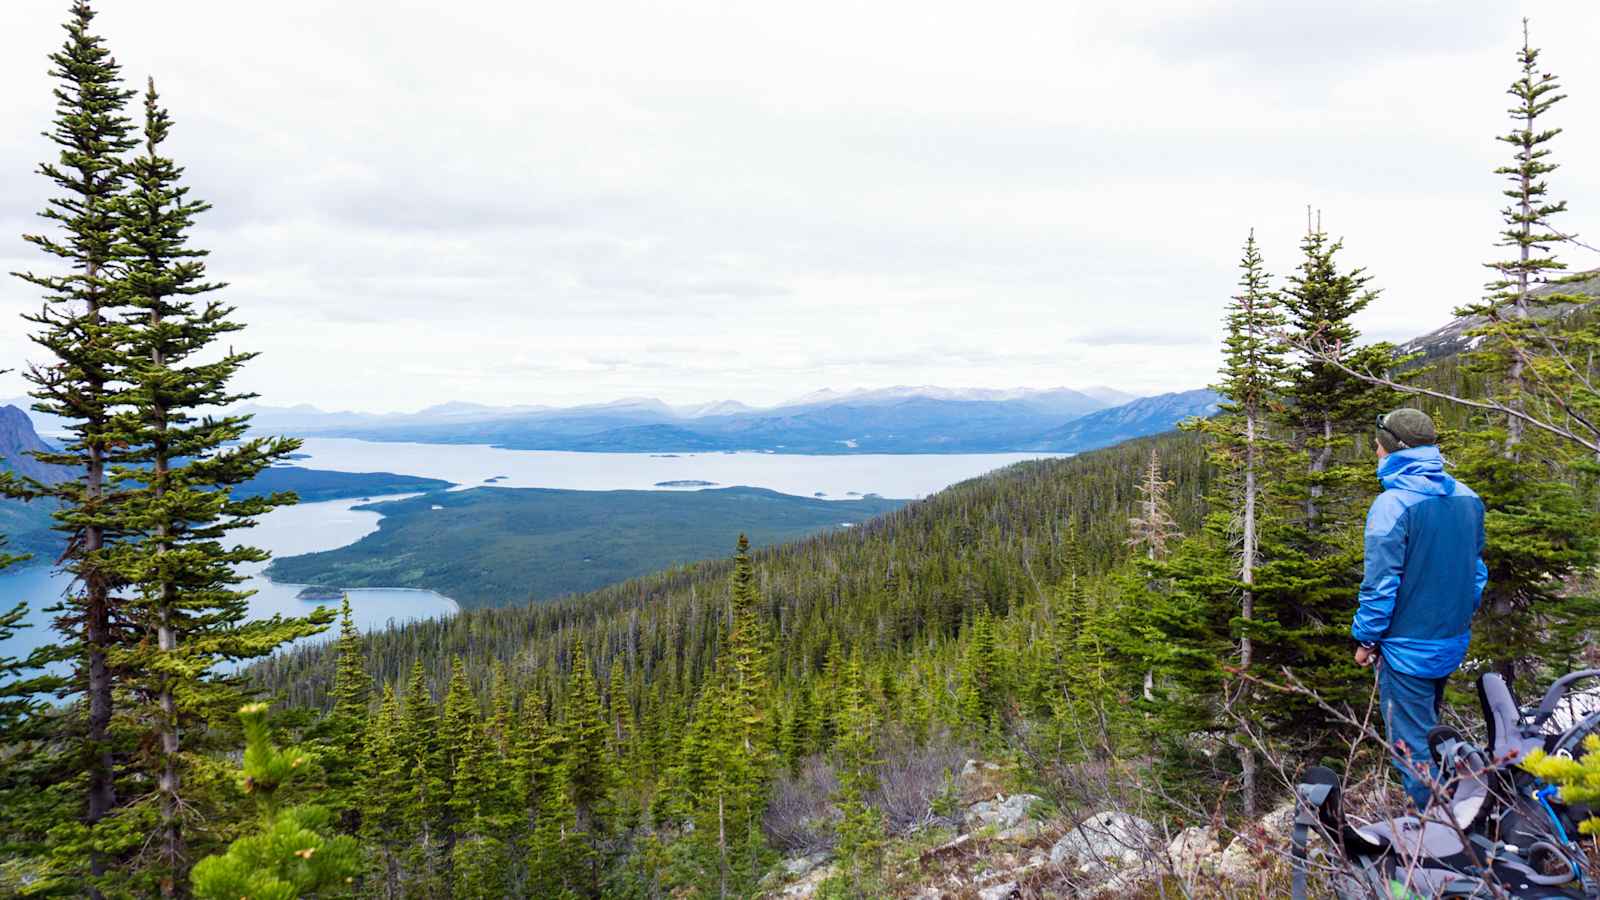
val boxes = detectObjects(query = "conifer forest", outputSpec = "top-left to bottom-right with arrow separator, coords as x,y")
3,3 -> 1600,898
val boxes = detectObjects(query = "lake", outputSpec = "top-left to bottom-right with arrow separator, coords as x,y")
0,494 -> 458,661
291,437 -> 1062,500
0,441 -> 1066,660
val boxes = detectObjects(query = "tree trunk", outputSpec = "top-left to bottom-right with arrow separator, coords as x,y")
152,320 -> 181,894
83,267 -> 115,895
1305,415 -> 1331,531
718,793 -> 728,900
1236,410 -> 1259,818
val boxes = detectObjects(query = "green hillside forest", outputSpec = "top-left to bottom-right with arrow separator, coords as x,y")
266,486 -> 904,610
3,4 -> 1600,899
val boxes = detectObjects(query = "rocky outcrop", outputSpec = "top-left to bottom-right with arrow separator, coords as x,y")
1049,810 -> 1157,871
962,793 -> 1041,834
1215,800 -> 1298,884
957,758 -> 1005,805
1167,824 -> 1221,881
765,760 -> 1312,899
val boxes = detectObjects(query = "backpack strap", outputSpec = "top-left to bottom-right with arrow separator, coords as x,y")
1291,778 -> 1335,900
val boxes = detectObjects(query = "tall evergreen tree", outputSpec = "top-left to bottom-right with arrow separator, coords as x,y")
4,4 -> 138,885
1194,233 -> 1289,814
562,644 -> 614,896
113,79 -> 330,892
320,597 -> 372,829
441,655 -> 479,845
359,684 -> 406,896
1462,21 -> 1575,452
1450,25 -> 1600,681
1278,222 -> 1389,532
828,653 -> 885,895
330,597 -> 372,724
1143,233 -> 1369,813
393,661 -> 448,888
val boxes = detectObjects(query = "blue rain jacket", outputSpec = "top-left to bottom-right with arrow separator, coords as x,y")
1351,445 -> 1487,678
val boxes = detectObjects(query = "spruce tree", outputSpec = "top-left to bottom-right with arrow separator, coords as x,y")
1460,21 -> 1576,452
1144,233 -> 1366,812
359,684 -> 405,896
395,661 -> 448,887
330,596 -> 372,724
1450,26 -> 1600,682
1187,232 -> 1290,815
0,532 -> 68,880
5,3 -> 138,884
189,704 -> 360,899
1278,221 -> 1390,532
441,656 -> 478,843
320,598 -> 371,829
721,535 -> 772,887
113,79 -> 330,891
956,608 -> 1002,740
450,814 -> 509,900
527,761 -> 583,900
828,654 -> 885,895
562,644 -> 614,896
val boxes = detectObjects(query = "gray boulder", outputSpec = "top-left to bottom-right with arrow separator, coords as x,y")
977,881 -> 1018,900
1049,811 -> 1157,871
1217,800 -> 1298,883
963,793 -> 1042,833
1167,824 -> 1221,881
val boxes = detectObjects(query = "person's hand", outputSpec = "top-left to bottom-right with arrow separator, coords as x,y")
1355,645 -> 1377,668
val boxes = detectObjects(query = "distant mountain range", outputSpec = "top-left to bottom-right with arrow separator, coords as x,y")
1019,389 -> 1222,452
216,385 -> 1188,454
6,384 -> 1178,455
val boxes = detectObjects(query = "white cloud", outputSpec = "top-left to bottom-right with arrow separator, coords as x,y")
1,0 -> 1598,411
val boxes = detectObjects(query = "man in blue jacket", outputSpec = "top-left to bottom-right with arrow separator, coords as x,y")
1353,407 -> 1487,810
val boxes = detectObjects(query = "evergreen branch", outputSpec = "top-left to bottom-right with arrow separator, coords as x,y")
1288,331 -> 1600,454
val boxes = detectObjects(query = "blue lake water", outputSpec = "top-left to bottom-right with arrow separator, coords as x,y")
0,494 -> 457,661
289,437 -> 1062,500
0,441 -> 1066,661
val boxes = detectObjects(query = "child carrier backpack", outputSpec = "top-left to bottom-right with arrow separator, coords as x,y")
1286,669 -> 1600,899
1289,765 -> 1588,898
1474,670 -> 1600,850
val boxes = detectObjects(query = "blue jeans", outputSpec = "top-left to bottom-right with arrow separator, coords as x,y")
1377,660 -> 1447,809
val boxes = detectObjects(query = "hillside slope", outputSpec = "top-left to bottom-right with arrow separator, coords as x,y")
1020,389 -> 1221,452
253,428 -> 1210,705
0,405 -> 70,555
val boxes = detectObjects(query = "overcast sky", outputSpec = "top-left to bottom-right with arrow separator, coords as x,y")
3,1 -> 1599,412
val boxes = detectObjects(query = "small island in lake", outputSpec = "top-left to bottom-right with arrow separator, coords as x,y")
295,586 -> 344,601
654,479 -> 717,488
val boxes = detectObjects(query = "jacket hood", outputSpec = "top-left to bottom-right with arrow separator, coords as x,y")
1377,445 -> 1456,496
